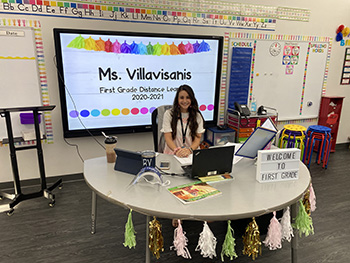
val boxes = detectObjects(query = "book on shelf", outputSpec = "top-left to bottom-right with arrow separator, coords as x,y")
168,181 -> 221,204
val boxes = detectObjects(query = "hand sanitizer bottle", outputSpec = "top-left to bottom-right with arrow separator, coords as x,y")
250,96 -> 257,115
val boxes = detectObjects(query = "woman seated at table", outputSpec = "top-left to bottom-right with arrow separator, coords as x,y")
161,84 -> 205,158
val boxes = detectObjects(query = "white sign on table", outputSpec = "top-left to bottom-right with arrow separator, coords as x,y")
256,148 -> 300,183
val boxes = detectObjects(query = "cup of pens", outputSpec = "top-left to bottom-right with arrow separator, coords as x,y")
141,150 -> 156,168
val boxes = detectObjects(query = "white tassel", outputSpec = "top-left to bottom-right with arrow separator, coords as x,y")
280,206 -> 294,242
195,221 -> 217,259
170,220 -> 191,259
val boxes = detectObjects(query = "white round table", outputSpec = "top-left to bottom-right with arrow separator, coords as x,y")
84,154 -> 310,263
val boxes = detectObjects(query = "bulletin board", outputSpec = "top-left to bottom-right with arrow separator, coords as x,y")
226,33 -> 332,121
0,19 -> 53,144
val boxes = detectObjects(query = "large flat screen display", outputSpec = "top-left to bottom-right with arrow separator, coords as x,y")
53,28 -> 223,137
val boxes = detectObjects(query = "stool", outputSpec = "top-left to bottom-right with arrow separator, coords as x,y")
303,125 -> 332,169
278,124 -> 306,160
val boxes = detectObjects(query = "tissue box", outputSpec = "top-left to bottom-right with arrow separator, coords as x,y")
205,127 -> 236,146
21,130 -> 43,141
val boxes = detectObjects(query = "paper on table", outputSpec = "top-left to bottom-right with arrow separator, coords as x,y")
261,117 -> 278,132
174,154 -> 192,166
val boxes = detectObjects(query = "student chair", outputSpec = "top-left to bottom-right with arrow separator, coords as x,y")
278,124 -> 307,160
303,125 -> 332,169
151,105 -> 172,153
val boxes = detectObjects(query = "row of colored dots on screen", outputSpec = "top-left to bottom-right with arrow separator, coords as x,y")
69,104 -> 214,118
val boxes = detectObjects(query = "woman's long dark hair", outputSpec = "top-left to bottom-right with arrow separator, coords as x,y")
170,84 -> 204,141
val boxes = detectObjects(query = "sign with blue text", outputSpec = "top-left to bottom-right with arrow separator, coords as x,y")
256,148 -> 300,183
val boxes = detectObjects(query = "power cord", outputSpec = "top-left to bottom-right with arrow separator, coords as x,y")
63,137 -> 84,162
53,55 -> 106,162
155,165 -> 186,177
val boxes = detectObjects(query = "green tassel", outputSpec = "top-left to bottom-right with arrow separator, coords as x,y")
292,200 -> 314,237
221,220 -> 238,261
67,35 -> 85,49
123,209 -> 136,249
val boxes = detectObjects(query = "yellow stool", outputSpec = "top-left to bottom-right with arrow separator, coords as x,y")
279,124 -> 306,159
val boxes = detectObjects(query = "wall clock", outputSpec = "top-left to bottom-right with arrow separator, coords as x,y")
269,42 -> 281,56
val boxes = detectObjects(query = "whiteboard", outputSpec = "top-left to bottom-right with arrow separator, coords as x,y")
0,26 -> 43,139
228,38 -> 330,121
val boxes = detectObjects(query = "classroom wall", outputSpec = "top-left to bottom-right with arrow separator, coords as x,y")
1,0 -> 349,183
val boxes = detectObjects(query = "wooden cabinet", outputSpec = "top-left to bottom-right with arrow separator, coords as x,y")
318,96 -> 344,152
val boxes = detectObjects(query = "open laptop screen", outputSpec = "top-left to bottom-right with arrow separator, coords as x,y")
188,145 -> 235,178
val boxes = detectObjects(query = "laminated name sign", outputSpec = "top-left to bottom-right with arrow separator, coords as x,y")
256,148 -> 300,183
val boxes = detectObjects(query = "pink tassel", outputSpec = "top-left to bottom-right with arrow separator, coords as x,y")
263,211 -> 282,250
170,220 -> 191,259
309,183 -> 317,212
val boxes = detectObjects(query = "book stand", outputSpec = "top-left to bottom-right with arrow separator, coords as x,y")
0,106 -> 62,216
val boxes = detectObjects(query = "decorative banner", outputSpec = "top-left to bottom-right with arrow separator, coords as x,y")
0,0 -> 311,22
299,42 -> 311,115
340,48 -> 350,85
0,0 -> 279,30
218,32 -> 230,125
277,7 -> 310,21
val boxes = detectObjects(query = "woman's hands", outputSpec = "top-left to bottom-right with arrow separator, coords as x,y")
174,147 -> 192,158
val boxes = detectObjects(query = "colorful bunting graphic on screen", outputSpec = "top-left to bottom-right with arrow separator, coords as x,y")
67,36 -> 211,55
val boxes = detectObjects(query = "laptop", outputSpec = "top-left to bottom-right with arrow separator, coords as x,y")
181,145 -> 235,179
114,148 -> 143,175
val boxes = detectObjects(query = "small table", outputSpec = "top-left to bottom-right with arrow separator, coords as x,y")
84,154 -> 310,263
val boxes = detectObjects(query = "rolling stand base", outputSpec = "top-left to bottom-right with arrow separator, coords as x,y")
0,178 -> 62,215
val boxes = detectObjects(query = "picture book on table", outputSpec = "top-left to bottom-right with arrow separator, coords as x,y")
168,181 -> 221,204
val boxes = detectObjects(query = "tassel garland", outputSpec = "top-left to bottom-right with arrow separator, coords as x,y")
123,209 -> 137,249
263,211 -> 282,250
220,220 -> 238,261
309,183 -> 317,212
302,189 -> 311,216
170,220 -> 191,259
292,200 -> 314,237
280,206 -> 294,242
149,216 -> 164,259
242,217 -> 262,260
195,221 -> 217,259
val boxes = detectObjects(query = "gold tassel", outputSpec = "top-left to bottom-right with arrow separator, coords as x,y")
302,189 -> 311,216
242,217 -> 262,260
148,216 -> 164,259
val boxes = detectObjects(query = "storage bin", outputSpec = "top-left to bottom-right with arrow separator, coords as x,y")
205,127 -> 236,146
19,113 -> 41,124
